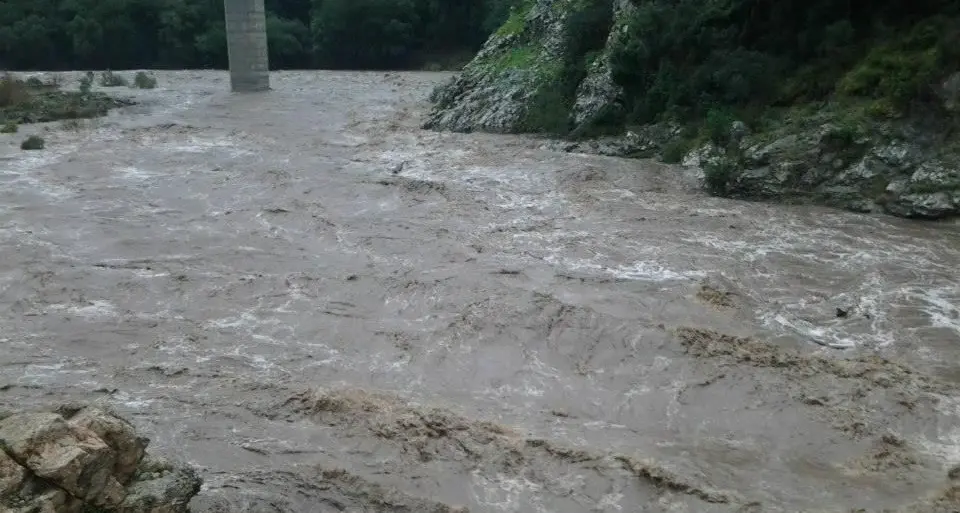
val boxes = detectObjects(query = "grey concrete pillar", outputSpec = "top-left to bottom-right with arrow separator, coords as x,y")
224,0 -> 270,92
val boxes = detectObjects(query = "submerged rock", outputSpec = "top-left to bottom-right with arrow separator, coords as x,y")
0,406 -> 201,513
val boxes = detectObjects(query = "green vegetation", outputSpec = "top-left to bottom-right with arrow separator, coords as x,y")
1,121 -> 17,133
1,89 -> 131,124
661,138 -> 695,164
0,73 -> 132,127
133,71 -> 158,89
79,72 -> 94,94
495,1 -> 533,37
703,154 -> 741,196
99,70 -> 128,87
0,0 -> 528,71
20,135 -> 44,150
606,0 -> 959,133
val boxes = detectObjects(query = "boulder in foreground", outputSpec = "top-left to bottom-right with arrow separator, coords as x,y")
0,406 -> 201,513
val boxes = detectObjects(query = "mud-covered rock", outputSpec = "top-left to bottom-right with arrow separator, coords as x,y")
0,405 -> 201,513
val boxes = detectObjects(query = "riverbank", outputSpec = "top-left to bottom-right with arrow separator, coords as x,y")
423,0 -> 960,219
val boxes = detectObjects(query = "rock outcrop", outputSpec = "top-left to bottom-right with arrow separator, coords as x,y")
0,406 -> 201,513
423,0 -> 623,135
682,114 -> 960,219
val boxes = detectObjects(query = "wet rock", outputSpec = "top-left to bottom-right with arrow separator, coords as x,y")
0,450 -> 27,500
0,406 -> 201,513
5,488 -> 84,513
120,460 -> 201,513
686,114 -> 960,218
549,123 -> 677,158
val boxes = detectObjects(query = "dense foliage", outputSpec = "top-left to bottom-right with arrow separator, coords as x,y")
608,0 -> 960,124
0,0 -> 522,71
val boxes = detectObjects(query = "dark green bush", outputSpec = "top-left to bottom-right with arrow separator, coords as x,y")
660,138 -> 694,164
703,108 -> 736,146
79,73 -> 93,94
133,71 -> 157,89
609,0 -> 960,126
703,155 -> 740,196
99,71 -> 127,87
20,135 -> 44,150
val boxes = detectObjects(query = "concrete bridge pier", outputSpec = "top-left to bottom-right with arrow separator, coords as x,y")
224,0 -> 270,92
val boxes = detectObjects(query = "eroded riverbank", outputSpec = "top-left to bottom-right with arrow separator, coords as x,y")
1,71 -> 960,512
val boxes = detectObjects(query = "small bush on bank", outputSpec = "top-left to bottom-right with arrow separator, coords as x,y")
79,73 -> 94,94
20,135 -> 44,150
1,121 -> 17,133
133,72 -> 158,89
703,154 -> 741,196
99,71 -> 128,87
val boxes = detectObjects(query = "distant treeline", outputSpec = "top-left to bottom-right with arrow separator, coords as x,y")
0,0 -> 522,71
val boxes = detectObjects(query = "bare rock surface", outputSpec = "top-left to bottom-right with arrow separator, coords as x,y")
0,406 -> 200,513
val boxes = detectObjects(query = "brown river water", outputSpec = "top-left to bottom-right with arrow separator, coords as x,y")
2,71 -> 960,512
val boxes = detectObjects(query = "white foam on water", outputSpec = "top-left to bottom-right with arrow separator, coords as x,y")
471,471 -> 544,513
915,286 -> 960,334
113,390 -> 154,409
44,300 -> 118,319
542,254 -> 702,282
116,165 -> 160,181
913,395 -> 960,464
3,151 -> 78,200
597,492 -> 626,511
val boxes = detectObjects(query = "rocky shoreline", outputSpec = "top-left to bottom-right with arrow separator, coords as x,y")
423,0 -> 960,219
0,406 -> 200,513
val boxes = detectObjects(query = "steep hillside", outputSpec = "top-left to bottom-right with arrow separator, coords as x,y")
424,0 -> 960,218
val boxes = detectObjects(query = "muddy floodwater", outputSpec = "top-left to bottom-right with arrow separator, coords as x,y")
3,71 -> 960,512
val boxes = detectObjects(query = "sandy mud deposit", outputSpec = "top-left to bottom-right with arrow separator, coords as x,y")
1,71 -> 960,512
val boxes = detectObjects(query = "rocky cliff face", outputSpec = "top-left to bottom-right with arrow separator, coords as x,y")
423,0 -> 625,136
424,0 -> 960,219
0,406 -> 201,513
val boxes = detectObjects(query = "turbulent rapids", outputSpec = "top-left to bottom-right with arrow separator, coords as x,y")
1,71 -> 960,512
